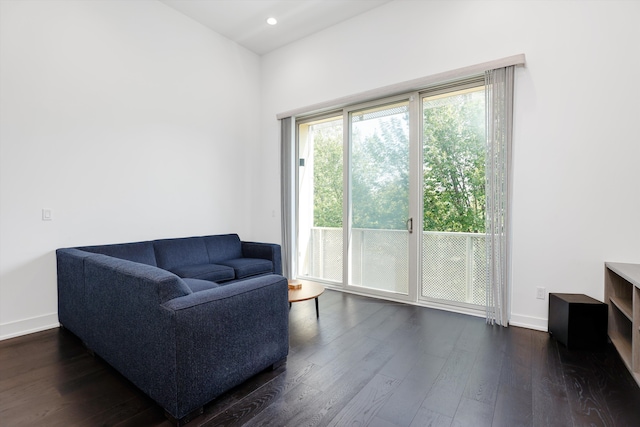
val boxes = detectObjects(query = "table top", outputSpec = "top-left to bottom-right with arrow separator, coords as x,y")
288,281 -> 325,303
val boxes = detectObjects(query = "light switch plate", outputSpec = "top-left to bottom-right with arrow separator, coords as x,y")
42,209 -> 52,221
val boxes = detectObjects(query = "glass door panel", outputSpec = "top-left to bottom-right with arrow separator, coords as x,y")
349,101 -> 410,294
421,86 -> 487,306
297,116 -> 343,283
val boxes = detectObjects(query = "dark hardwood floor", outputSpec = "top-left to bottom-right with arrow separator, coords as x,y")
2,289 -> 640,426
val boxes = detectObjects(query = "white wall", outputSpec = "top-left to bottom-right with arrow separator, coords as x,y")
0,0 -> 261,339
2,0 -> 638,339
258,0 -> 640,329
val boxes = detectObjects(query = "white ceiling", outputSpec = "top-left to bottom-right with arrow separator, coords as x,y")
159,0 -> 393,55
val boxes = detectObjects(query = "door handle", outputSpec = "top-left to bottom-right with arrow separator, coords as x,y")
406,217 -> 413,234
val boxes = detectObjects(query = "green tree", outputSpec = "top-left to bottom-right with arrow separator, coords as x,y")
351,113 -> 409,229
312,124 -> 343,227
423,92 -> 485,233
311,91 -> 486,233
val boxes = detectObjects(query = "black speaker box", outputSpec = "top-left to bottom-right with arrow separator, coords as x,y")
548,293 -> 607,350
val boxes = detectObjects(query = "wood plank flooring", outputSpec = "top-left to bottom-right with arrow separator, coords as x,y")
2,289 -> 640,426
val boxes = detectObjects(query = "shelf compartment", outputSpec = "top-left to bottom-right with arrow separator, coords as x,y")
610,333 -> 633,373
610,296 -> 633,321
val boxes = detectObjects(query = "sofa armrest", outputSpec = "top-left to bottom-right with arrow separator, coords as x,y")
241,241 -> 282,275
56,248 -> 99,338
80,255 -> 194,417
163,274 -> 289,417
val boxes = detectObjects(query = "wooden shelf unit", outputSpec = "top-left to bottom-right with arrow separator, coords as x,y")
605,262 -> 640,387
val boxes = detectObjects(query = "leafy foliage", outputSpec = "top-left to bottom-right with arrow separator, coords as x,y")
312,125 -> 343,227
423,92 -> 486,232
351,110 -> 409,229
309,90 -> 486,233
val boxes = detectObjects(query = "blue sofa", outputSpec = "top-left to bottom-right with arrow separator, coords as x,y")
56,234 -> 288,423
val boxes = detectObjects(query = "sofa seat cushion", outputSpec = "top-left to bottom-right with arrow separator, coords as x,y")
217,258 -> 273,279
170,263 -> 235,282
182,278 -> 219,293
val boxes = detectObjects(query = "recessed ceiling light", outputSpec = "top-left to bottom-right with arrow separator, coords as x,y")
266,17 -> 278,26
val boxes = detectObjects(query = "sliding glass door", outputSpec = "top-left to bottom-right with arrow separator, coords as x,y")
348,100 -> 411,295
420,84 -> 487,308
295,79 -> 488,311
297,115 -> 343,283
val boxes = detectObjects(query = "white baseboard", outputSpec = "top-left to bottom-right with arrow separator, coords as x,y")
322,283 -> 548,332
0,313 -> 60,341
0,309 -> 547,340
510,313 -> 548,332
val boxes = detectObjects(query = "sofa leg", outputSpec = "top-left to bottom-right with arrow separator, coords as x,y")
270,357 -> 287,371
164,406 -> 203,426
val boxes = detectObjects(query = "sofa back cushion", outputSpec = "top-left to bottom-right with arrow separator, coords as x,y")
80,241 -> 157,267
204,234 -> 242,263
153,237 -> 209,270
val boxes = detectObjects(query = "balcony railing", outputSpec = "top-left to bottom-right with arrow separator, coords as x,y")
299,227 -> 486,306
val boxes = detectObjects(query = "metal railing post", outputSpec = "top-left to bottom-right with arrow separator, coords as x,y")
466,235 -> 473,303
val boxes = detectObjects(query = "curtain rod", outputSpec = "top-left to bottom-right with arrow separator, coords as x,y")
276,53 -> 525,120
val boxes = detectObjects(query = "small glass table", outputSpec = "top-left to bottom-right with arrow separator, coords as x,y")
288,281 -> 325,318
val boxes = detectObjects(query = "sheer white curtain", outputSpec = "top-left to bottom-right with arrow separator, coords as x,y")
485,66 -> 515,326
280,117 -> 294,279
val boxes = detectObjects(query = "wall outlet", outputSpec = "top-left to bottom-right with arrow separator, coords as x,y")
536,287 -> 546,300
